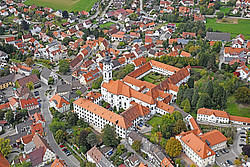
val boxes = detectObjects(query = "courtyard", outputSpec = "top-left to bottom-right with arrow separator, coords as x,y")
140,72 -> 168,85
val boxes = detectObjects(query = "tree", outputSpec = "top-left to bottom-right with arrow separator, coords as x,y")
131,140 -> 141,153
62,11 -> 69,18
165,137 -> 182,158
183,99 -> 191,113
67,112 -> 78,126
55,130 -> 65,144
59,60 -> 70,74
32,69 -> 41,79
244,155 -> 248,162
48,77 -> 54,85
187,77 -> 194,88
0,110 -> 5,120
26,81 -> 34,90
191,88 -> 199,108
234,87 -> 250,103
163,39 -> 169,49
101,125 -> 119,147
21,20 -> 29,30
205,80 -> 214,98
86,162 -> 96,167
92,76 -> 103,89
212,41 -> 222,53
190,165 -> 196,167
175,159 -> 181,166
0,138 -> 12,157
12,161 -> 32,167
234,159 -> 242,166
196,93 -> 211,109
173,119 -> 187,135
217,12 -> 224,19
76,90 -> 82,96
78,130 -> 90,148
242,145 -> 250,156
25,57 -> 34,67
176,85 -> 185,105
6,110 -> 14,124
213,85 -> 227,109
86,132 -> 98,147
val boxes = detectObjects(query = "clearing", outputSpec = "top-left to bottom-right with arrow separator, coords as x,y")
147,115 -> 162,126
206,18 -> 250,39
141,72 -> 168,85
226,96 -> 250,118
24,0 -> 97,12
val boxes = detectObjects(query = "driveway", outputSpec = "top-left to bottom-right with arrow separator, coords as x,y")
38,82 -> 80,167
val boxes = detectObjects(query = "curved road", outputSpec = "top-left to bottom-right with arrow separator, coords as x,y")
39,82 -> 79,167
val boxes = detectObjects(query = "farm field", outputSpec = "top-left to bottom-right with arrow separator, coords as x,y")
24,0 -> 97,12
141,72 -> 168,85
205,18 -> 250,39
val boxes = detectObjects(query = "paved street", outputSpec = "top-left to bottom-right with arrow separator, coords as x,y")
0,129 -> 16,138
38,82 -> 80,167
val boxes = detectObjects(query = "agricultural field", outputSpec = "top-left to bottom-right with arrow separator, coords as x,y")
24,0 -> 97,12
206,18 -> 250,39
141,72 -> 168,85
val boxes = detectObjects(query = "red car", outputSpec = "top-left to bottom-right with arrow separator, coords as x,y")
60,144 -> 64,148
62,148 -> 67,151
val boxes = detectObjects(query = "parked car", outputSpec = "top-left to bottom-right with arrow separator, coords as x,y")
107,151 -> 113,156
239,144 -> 245,147
239,132 -> 245,134
145,123 -> 149,127
227,160 -> 233,165
138,124 -> 142,127
240,136 -> 246,138
240,139 -> 246,142
216,152 -> 220,157
223,149 -> 229,153
221,150 -> 226,154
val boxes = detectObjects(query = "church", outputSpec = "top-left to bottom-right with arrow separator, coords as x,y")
73,53 -> 191,138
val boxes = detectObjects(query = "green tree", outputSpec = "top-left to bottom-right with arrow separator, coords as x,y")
48,77 -> 54,85
183,99 -> 191,113
175,158 -> 181,166
212,41 -> 222,53
173,119 -> 187,135
234,159 -> 242,166
101,125 -> 119,147
55,130 -> 65,144
205,80 -> 214,98
32,69 -> 41,79
191,88 -> 199,108
76,90 -> 82,96
86,132 -> 98,147
66,112 -> 78,126
234,87 -> 250,103
6,110 -> 14,124
12,161 -> 32,167
165,137 -> 182,158
213,85 -> 227,109
86,162 -> 96,167
196,93 -> 211,109
177,85 -> 185,105
217,12 -> 224,19
92,76 -> 103,89
59,60 -> 70,74
26,81 -> 34,90
131,140 -> 141,153
0,138 -> 12,157
190,165 -> 196,167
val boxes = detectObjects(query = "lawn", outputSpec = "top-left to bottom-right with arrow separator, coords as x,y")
206,18 -> 250,39
141,72 -> 168,85
219,7 -> 232,14
99,22 -> 114,28
71,126 -> 85,136
24,0 -> 97,12
226,96 -> 250,118
147,116 -> 162,126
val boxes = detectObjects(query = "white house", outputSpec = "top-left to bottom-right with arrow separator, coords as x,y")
49,94 -> 70,113
236,64 -> 250,82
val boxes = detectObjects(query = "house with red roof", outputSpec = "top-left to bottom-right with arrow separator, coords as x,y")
20,97 -> 40,111
49,94 -> 70,113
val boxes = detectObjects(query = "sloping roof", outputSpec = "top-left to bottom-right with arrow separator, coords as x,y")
156,101 -> 175,114
199,130 -> 227,146
0,103 -> 10,110
230,115 -> 250,123
28,147 -> 44,166
51,158 -> 68,167
0,73 -> 15,85
40,67 -> 52,80
56,84 -> 71,94
197,108 -> 230,119
74,98 -> 132,129
0,152 -> 10,167
21,133 -> 35,144
180,132 -> 215,159
50,94 -> 70,108
189,117 -> 203,135
17,74 -> 39,87
120,104 -> 150,123
150,60 -> 180,73
133,56 -> 146,67
20,97 -> 39,109
87,146 -> 103,163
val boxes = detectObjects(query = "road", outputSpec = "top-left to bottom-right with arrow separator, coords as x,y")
219,44 -> 225,70
0,129 -> 16,138
39,82 -> 80,167
120,139 -> 154,167
0,34 -> 18,38
101,0 -> 113,17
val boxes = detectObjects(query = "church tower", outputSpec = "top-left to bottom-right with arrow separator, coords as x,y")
103,52 -> 112,83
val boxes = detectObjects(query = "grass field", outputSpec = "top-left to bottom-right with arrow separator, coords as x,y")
206,18 -> 250,39
141,72 -> 168,85
99,22 -> 114,28
147,116 -> 162,126
219,7 -> 232,14
226,96 -> 250,118
24,0 -> 97,12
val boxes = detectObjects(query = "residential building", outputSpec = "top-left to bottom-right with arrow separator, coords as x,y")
0,73 -> 14,90
40,67 -> 58,84
49,94 -> 70,113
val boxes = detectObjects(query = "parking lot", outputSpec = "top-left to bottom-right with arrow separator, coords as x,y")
215,148 -> 235,167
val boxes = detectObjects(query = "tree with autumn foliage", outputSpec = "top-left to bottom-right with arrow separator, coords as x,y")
165,137 -> 182,158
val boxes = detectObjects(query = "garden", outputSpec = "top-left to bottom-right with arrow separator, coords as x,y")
141,72 -> 168,85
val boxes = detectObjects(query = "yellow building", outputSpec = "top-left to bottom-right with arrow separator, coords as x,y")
0,73 -> 14,90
